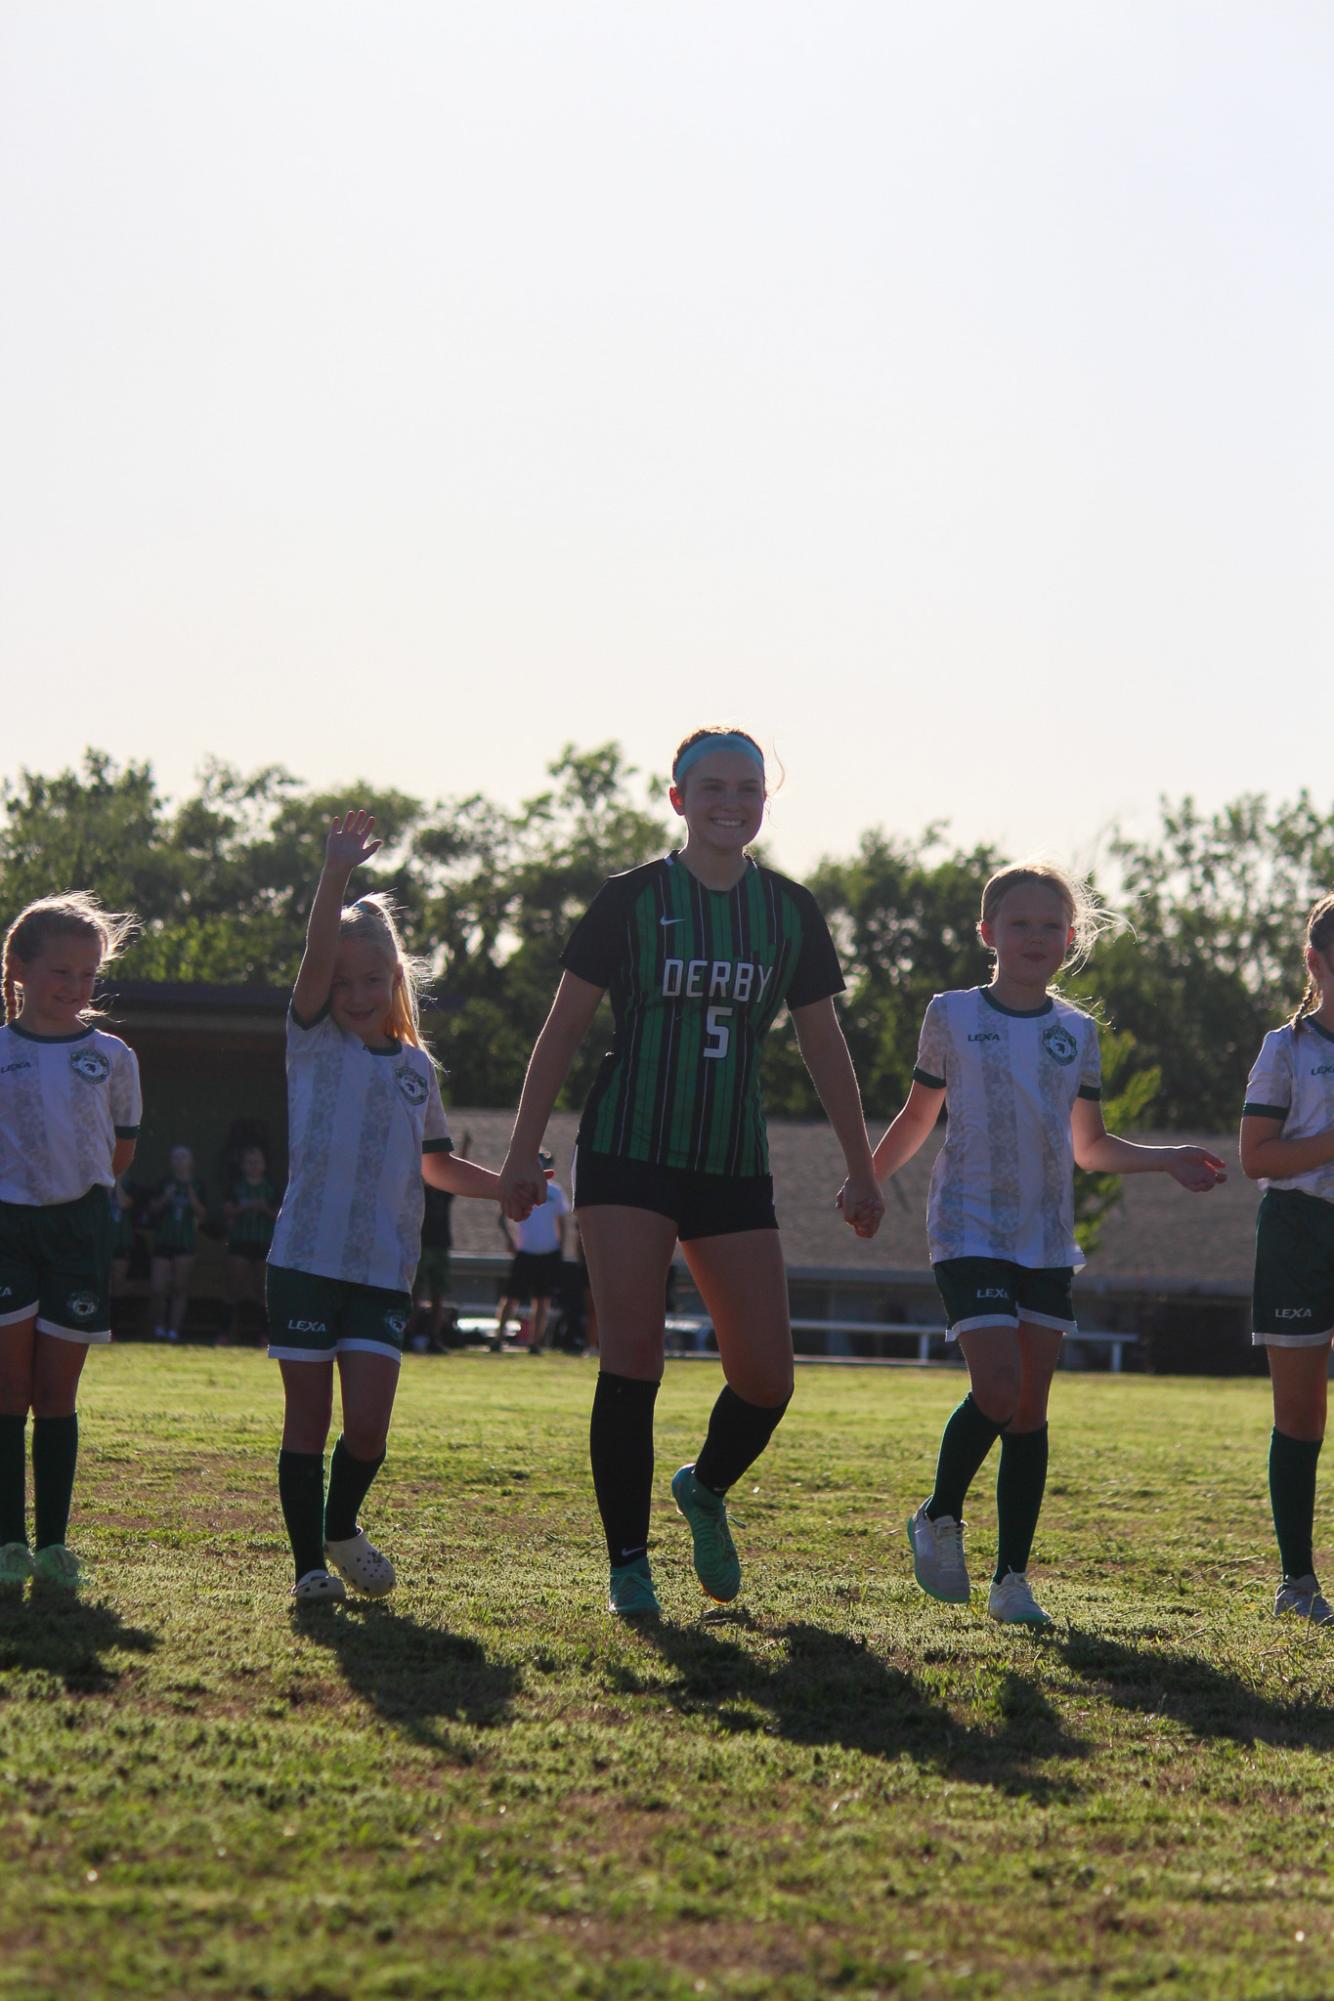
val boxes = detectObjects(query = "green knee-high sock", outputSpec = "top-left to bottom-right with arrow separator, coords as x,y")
324,1437 -> 386,1542
278,1449 -> 326,1582
994,1424 -> 1049,1581
1269,1429 -> 1322,1581
927,1394 -> 1007,1521
0,1414 -> 27,1546
33,1414 -> 78,1550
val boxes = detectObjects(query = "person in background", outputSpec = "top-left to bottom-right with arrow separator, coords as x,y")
221,1144 -> 278,1346
411,1129 -> 470,1352
494,1149 -> 569,1354
148,1145 -> 207,1343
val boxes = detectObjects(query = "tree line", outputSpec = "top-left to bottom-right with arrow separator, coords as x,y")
4,746 -> 1328,1151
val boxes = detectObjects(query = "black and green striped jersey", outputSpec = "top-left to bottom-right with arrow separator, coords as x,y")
227,1178 -> 276,1248
153,1178 -> 203,1254
561,855 -> 845,1175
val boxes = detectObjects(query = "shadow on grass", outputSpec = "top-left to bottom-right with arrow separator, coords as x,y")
293,1600 -> 519,1751
628,1617 -> 1086,1801
0,1589 -> 158,1694
1059,1627 -> 1334,1748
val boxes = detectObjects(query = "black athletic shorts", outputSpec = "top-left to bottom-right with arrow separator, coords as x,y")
572,1147 -> 777,1241
1252,1189 -> 1334,1347
506,1249 -> 562,1299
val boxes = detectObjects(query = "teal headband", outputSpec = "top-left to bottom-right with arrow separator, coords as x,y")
673,734 -> 765,783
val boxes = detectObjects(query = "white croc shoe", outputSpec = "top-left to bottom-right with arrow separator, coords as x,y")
291,1568 -> 347,1605
324,1529 -> 396,1598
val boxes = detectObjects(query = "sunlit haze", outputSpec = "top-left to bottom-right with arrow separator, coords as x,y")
3,4 -> 1329,877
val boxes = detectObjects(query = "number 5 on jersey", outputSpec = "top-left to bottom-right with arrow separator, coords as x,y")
704,1005 -> 732,1060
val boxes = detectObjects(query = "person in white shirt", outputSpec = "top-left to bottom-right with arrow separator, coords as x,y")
0,893 -> 142,1593
1240,893 -> 1334,1625
863,863 -> 1225,1627
494,1150 -> 569,1353
268,810 -> 514,1606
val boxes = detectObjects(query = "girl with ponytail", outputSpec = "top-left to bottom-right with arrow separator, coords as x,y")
0,893 -> 141,1591
1241,894 -> 1334,1624
265,811 -> 509,1605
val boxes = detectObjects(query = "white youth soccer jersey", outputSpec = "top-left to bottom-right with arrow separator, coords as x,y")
0,1023 -> 142,1206
913,987 -> 1102,1269
515,1181 -> 569,1255
1244,1021 -> 1334,1204
268,1010 -> 452,1293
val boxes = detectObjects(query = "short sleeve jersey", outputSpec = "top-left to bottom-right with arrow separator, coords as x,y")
227,1178 -> 277,1248
153,1178 -> 204,1254
268,1009 -> 452,1293
0,1023 -> 142,1207
515,1180 -> 569,1255
561,855 -> 845,1176
913,988 -> 1102,1269
1243,1021 -> 1334,1204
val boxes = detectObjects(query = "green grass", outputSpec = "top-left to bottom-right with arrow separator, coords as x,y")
2,1350 -> 1333,1999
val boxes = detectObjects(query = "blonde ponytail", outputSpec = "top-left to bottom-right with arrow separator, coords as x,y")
1290,894 -> 1334,1035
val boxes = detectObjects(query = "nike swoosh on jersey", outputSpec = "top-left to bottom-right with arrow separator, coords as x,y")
659,916 -> 682,926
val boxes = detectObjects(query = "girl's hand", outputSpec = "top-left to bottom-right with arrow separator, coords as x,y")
1167,1146 -> 1228,1192
325,809 -> 382,876
499,1151 -> 547,1223
836,1171 -> 886,1239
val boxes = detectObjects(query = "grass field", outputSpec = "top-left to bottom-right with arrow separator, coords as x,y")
3,1350 -> 1334,2000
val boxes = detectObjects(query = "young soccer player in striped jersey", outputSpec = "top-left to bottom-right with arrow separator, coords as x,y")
269,810 -> 510,1605
222,1145 -> 278,1345
866,864 -> 1226,1625
1240,894 -> 1334,1625
501,727 -> 884,1617
0,894 -> 142,1591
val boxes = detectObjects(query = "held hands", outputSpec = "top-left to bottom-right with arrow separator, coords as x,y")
836,1171 -> 886,1240
498,1150 -> 547,1223
1167,1146 -> 1228,1193
325,809 -> 382,877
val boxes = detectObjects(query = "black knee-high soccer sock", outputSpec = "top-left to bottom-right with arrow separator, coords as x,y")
278,1449 -> 326,1582
1270,1429 -> 1322,1581
0,1414 -> 26,1546
926,1394 -> 1007,1522
324,1436 -> 386,1542
33,1414 -> 78,1550
994,1423 -> 1049,1581
589,1372 -> 660,1568
693,1385 -> 792,1496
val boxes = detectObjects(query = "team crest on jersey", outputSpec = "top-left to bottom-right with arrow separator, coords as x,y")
66,1290 -> 99,1322
1041,1025 -> 1078,1067
385,1311 -> 408,1337
69,1047 -> 110,1085
395,1068 -> 429,1107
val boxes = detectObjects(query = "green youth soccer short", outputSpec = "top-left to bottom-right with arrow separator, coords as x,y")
1252,1189 -> 1334,1348
265,1263 -> 412,1364
933,1257 -> 1077,1340
0,1186 -> 114,1343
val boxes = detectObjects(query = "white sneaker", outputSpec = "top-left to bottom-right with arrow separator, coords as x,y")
906,1502 -> 970,1603
1275,1574 -> 1334,1624
988,1570 -> 1054,1626
325,1528 -> 396,1598
291,1568 -> 346,1604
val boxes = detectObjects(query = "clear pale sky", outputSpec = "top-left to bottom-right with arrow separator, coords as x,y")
2,4 -> 1329,878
